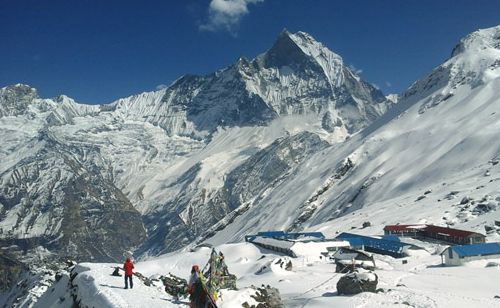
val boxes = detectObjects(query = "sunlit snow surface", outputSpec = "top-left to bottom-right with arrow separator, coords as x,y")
37,242 -> 500,307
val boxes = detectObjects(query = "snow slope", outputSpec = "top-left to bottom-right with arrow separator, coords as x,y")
33,241 -> 500,308
202,25 -> 500,247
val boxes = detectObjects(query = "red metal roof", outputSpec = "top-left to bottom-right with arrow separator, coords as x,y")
383,224 -> 425,231
384,224 -> 484,238
424,225 -> 484,238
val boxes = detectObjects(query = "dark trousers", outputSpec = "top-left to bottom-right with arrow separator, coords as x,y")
124,274 -> 133,289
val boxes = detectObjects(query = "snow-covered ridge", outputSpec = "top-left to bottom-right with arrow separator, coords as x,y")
0,84 -> 99,122
404,25 -> 500,102
451,25 -> 500,57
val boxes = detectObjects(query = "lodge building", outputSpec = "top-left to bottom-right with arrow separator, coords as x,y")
383,224 -> 486,245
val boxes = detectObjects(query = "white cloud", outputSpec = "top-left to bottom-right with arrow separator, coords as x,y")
200,0 -> 263,35
348,64 -> 363,75
385,81 -> 392,87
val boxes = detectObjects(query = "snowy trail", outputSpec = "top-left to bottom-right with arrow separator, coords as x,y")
72,264 -> 186,308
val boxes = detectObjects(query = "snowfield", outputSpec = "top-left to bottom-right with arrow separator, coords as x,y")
35,241 -> 500,307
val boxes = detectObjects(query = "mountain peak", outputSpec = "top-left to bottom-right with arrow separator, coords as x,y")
402,25 -> 500,102
2,83 -> 38,95
257,30 -> 348,90
257,30 -> 344,84
0,84 -> 38,117
451,25 -> 500,57
1,83 -> 38,102
258,29 -> 314,69
279,27 -> 290,36
274,29 -> 323,51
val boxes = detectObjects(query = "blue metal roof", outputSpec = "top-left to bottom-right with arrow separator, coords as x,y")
342,237 -> 364,247
245,231 -> 325,242
336,232 -> 411,255
451,242 -> 500,257
381,235 -> 401,242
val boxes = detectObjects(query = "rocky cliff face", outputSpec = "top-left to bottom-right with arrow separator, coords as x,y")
0,125 -> 146,262
0,30 -> 393,261
0,251 -> 28,292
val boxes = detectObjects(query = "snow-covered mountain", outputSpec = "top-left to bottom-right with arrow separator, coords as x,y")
202,25 -> 500,247
2,24 -> 500,308
0,30 -> 393,263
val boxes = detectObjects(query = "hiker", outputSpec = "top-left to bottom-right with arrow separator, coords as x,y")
123,258 -> 134,289
188,265 -> 215,308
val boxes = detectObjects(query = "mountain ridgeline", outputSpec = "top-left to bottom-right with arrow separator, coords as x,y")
2,25 -> 499,265
0,30 -> 392,261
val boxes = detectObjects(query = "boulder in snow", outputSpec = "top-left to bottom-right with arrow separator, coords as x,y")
242,285 -> 284,308
473,202 -> 496,215
415,195 -> 426,201
162,273 -> 188,298
256,257 -> 293,275
485,225 -> 495,233
336,270 -> 378,295
445,191 -> 460,200
460,196 -> 472,204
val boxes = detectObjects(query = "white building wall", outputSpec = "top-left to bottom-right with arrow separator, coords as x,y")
443,248 -> 500,266
291,240 -> 350,258
443,249 -> 462,266
463,254 -> 500,263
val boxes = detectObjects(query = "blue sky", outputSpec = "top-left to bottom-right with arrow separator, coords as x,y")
1,0 -> 499,104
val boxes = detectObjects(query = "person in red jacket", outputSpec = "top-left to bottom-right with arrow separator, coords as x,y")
123,258 -> 134,289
